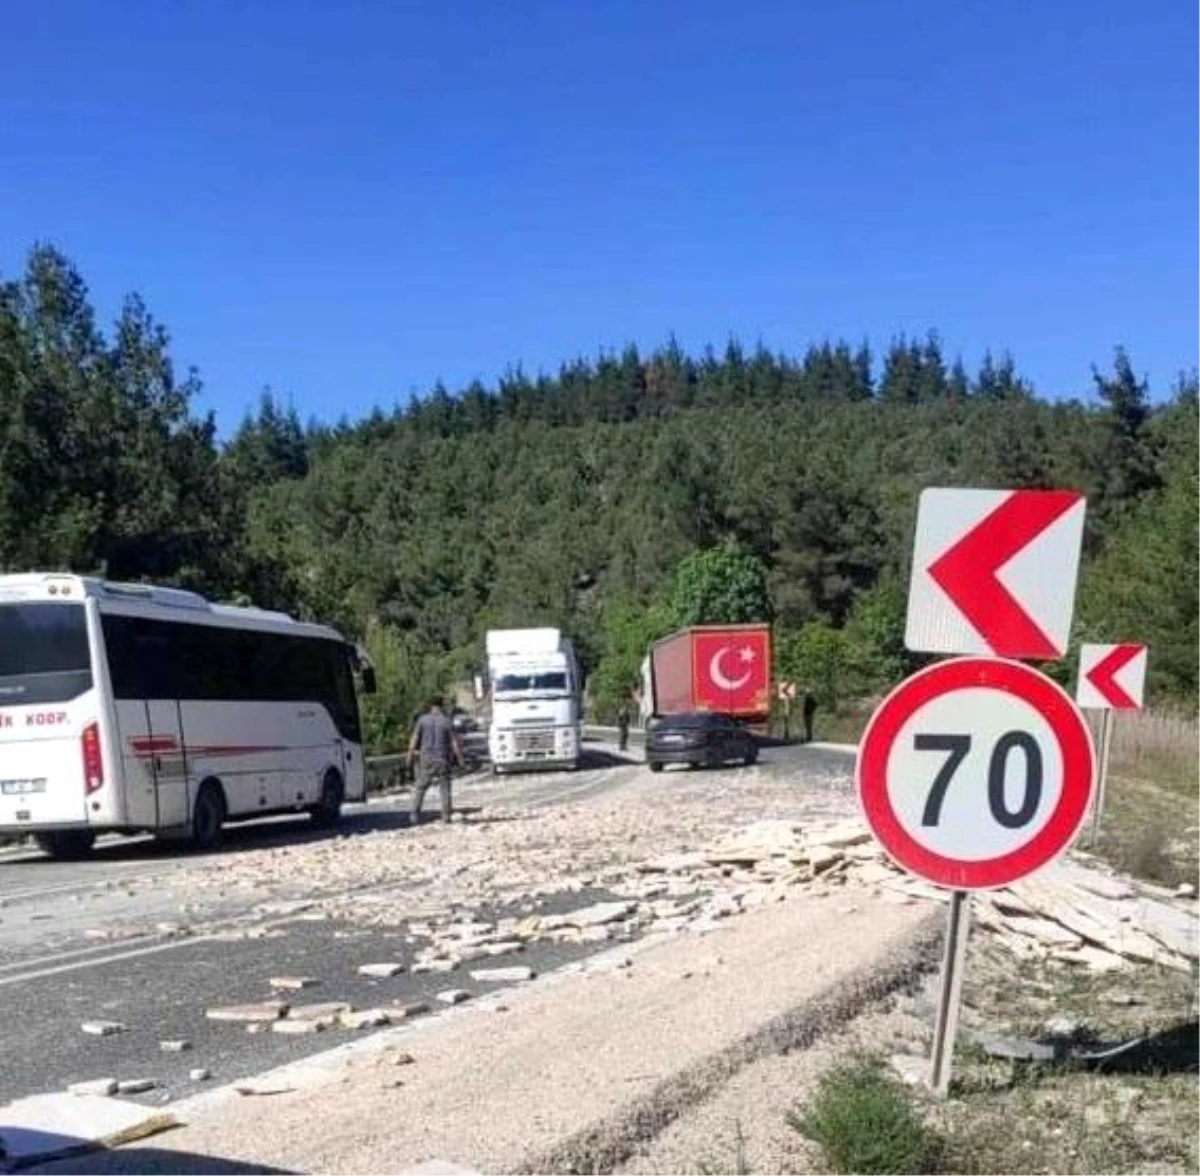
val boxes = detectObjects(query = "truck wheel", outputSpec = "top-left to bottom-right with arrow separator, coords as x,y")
190,781 -> 226,851
34,831 -> 96,860
309,770 -> 344,828
649,762 -> 664,773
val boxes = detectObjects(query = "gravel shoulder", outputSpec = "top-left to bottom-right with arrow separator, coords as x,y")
620,1002 -> 931,1175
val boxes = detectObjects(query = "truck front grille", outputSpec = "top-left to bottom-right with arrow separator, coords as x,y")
513,730 -> 557,754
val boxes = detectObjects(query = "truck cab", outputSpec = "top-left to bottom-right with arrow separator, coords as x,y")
486,628 -> 581,774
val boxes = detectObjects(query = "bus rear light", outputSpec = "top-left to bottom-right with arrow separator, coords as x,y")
82,723 -> 104,793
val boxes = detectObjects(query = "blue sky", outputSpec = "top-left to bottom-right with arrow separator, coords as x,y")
2,0 -> 1195,433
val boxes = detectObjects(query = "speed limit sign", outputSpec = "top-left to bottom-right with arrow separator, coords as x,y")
857,657 -> 1095,890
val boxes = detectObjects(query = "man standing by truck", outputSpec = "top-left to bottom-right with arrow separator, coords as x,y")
802,687 -> 818,744
406,696 -> 465,825
616,700 -> 631,752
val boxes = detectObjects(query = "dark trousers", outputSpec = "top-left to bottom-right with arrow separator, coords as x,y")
412,761 -> 453,824
618,723 -> 629,751
803,711 -> 814,743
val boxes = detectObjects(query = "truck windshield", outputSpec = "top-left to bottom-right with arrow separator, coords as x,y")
496,672 -> 568,693
0,602 -> 94,706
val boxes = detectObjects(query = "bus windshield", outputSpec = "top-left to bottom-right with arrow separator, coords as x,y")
495,671 -> 569,694
0,602 -> 94,706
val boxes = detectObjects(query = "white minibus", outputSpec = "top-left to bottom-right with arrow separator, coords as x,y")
0,573 -> 375,857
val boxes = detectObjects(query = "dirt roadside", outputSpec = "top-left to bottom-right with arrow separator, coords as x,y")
32,891 -> 939,1175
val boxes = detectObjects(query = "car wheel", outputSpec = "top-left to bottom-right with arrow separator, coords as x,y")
190,781 -> 226,851
309,769 -> 344,827
649,761 -> 664,773
34,830 -> 96,860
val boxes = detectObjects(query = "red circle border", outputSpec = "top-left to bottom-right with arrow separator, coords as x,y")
856,657 -> 1095,890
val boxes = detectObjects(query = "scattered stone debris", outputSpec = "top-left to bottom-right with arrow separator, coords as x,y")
1043,1015 -> 1083,1038
254,900 -> 316,918
81,1021 -> 128,1037
340,1008 -> 392,1030
161,784 -> 1194,984
406,1160 -> 479,1174
1104,989 -> 1145,1007
469,965 -> 535,984
234,1080 -> 296,1096
272,1018 -> 329,1035
206,1001 -> 288,1023
269,976 -> 320,991
889,1054 -> 929,1086
436,989 -> 471,1005
412,959 -> 459,974
539,900 -> 635,930
189,1068 -> 211,1082
288,1001 -> 352,1022
389,1052 -> 416,1066
0,1094 -> 178,1163
159,1040 -> 192,1053
115,1079 -> 157,1095
357,962 -> 405,978
68,1079 -> 118,1097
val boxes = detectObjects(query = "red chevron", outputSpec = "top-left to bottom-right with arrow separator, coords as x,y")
928,490 -> 1082,658
1085,644 -> 1142,709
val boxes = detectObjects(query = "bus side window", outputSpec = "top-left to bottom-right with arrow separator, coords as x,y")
330,644 -> 361,741
102,616 -> 179,699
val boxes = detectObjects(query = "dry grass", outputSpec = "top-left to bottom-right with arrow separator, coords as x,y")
1106,709 -> 1199,797
1091,708 -> 1198,886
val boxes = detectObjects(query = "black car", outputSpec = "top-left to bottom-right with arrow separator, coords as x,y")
646,712 -> 758,772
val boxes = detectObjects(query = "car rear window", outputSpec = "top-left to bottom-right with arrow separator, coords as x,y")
658,713 -> 721,729
0,602 -> 93,706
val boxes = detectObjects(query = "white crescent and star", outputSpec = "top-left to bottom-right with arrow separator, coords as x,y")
709,645 -> 755,691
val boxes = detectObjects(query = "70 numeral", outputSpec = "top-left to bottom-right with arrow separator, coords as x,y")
915,731 -> 1043,829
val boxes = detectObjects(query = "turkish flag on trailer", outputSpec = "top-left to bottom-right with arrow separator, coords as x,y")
692,628 -> 770,716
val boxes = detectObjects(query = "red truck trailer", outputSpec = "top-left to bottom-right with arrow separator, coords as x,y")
644,624 -> 772,725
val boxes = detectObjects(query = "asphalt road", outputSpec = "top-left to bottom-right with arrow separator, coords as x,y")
0,740 -> 855,1109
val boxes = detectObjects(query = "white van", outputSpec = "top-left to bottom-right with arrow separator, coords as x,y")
0,573 -> 374,858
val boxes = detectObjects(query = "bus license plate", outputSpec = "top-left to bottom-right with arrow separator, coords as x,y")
1,779 -> 47,795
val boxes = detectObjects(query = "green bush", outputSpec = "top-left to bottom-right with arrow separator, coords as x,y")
790,1058 -> 940,1175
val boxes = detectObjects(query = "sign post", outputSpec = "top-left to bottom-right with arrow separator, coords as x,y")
857,657 -> 1095,1095
870,487 -> 1092,1095
929,890 -> 970,1096
1076,643 -> 1148,847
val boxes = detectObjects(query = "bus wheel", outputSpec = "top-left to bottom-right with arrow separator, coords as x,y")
34,831 -> 96,860
191,781 -> 226,851
309,770 -> 344,828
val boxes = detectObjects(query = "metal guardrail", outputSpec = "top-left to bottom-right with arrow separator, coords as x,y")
364,753 -> 411,793
365,732 -> 490,793
365,726 -> 642,792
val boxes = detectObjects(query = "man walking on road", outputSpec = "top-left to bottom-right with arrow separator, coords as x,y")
406,696 -> 465,826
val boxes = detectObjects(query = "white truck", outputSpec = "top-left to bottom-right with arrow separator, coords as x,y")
486,628 -> 581,774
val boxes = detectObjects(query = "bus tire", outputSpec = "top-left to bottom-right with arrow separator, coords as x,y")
190,780 -> 226,851
309,769 -> 344,828
34,830 -> 96,860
